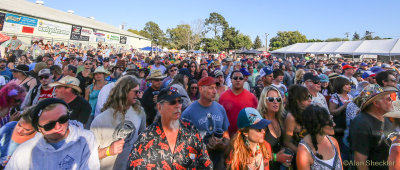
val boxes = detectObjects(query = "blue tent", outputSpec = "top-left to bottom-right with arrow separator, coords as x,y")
140,46 -> 162,52
193,50 -> 202,54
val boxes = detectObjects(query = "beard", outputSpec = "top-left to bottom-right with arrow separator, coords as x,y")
169,119 -> 180,131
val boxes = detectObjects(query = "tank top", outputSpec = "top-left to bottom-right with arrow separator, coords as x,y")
88,83 -> 103,115
299,136 -> 342,170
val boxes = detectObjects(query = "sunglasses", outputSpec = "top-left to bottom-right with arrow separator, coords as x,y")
153,79 -> 163,82
85,63 -> 92,65
38,114 -> 69,131
183,65 -> 188,67
166,99 -> 183,105
133,90 -> 141,95
170,69 -> 178,72
39,75 -> 50,80
307,80 -> 320,84
266,97 -> 282,103
191,87 -> 198,90
389,78 -> 397,83
190,66 -> 196,68
307,94 -> 313,100
233,76 -> 244,81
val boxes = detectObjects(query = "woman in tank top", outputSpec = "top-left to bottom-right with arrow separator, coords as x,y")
297,105 -> 342,170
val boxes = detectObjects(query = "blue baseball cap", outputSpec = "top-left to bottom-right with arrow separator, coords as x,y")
360,62 -> 368,67
237,108 -> 271,129
240,68 -> 251,76
259,67 -> 273,77
319,74 -> 329,83
370,66 -> 384,74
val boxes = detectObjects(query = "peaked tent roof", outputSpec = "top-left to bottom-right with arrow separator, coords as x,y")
0,0 -> 150,40
271,39 -> 400,56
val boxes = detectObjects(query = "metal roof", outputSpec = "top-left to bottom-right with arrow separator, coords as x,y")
0,0 -> 150,40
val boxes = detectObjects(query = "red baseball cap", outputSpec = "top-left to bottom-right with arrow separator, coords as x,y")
342,65 -> 356,70
198,76 -> 216,86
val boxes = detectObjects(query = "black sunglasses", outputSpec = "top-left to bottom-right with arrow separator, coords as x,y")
133,90 -> 141,95
307,80 -> 320,84
266,97 -> 282,103
170,69 -> 178,72
38,114 -> 69,131
233,76 -> 244,81
39,75 -> 50,80
166,99 -> 183,105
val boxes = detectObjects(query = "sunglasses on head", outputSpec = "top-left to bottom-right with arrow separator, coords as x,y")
165,99 -> 183,105
38,114 -> 69,131
233,76 -> 244,81
39,75 -> 50,80
266,97 -> 282,103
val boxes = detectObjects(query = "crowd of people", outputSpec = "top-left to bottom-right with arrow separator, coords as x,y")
0,37 -> 400,170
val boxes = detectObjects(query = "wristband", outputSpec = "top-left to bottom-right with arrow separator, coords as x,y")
106,147 -> 111,157
273,153 -> 277,162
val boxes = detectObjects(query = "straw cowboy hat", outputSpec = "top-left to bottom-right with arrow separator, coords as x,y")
91,66 -> 110,76
359,84 -> 398,111
146,69 -> 166,80
49,75 -> 82,93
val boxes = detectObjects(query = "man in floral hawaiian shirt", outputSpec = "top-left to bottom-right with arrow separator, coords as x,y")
128,87 -> 213,169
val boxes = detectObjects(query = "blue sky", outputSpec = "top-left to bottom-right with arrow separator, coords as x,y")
28,0 -> 400,46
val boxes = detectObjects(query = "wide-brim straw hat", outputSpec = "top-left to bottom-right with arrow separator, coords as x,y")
146,69 -> 166,80
91,66 -> 110,76
360,85 -> 398,111
49,75 -> 82,93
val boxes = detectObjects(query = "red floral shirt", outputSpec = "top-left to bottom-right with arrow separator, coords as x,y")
128,119 -> 213,169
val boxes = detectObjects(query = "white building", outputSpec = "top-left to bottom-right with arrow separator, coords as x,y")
0,0 -> 151,50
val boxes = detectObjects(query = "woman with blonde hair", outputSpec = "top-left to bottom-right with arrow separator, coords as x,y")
226,107 -> 272,170
258,86 -> 293,169
294,69 -> 305,85
90,75 -> 146,170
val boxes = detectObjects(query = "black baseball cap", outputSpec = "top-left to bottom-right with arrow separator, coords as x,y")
157,87 -> 185,103
303,72 -> 320,82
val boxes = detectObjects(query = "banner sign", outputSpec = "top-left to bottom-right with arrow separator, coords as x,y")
79,36 -> 89,41
5,13 -> 38,27
22,26 -> 34,33
37,19 -> 71,37
120,36 -> 127,44
70,25 -> 82,40
0,13 -> 5,31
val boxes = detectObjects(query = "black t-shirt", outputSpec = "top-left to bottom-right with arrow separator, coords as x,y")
76,72 -> 93,96
140,87 -> 158,125
68,96 -> 92,124
350,111 -> 394,170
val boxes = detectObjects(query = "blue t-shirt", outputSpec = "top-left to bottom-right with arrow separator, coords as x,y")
0,68 -> 13,81
181,101 -> 229,138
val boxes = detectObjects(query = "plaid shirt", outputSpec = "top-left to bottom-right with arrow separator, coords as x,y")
128,118 -> 213,169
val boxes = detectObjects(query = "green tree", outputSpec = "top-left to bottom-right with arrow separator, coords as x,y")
143,21 -> 165,45
221,26 -> 239,50
127,29 -> 151,39
325,38 -> 349,42
204,12 -> 228,38
269,31 -> 307,51
352,32 -> 360,40
233,34 -> 253,50
166,24 -> 192,49
373,36 -> 382,40
307,39 -> 324,42
202,38 -> 224,52
253,35 -> 262,49
362,31 -> 373,40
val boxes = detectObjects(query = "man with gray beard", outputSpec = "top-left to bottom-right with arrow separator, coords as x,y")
128,87 -> 213,169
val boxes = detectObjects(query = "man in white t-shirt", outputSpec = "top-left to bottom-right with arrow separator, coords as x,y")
303,72 -> 330,113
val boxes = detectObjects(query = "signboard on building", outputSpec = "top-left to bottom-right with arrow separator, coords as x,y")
0,13 -> 5,31
5,13 -> 38,27
36,19 -> 71,38
120,36 -> 127,44
70,25 -> 82,40
2,22 -> 22,33
22,26 -> 34,34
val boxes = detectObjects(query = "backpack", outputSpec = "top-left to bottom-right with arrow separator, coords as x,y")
29,84 -> 41,106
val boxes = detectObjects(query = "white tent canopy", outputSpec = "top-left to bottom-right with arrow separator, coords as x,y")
271,39 -> 400,56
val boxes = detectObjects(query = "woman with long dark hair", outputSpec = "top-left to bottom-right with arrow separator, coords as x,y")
187,79 -> 199,101
189,62 -> 198,78
297,105 -> 342,170
284,85 -> 312,152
